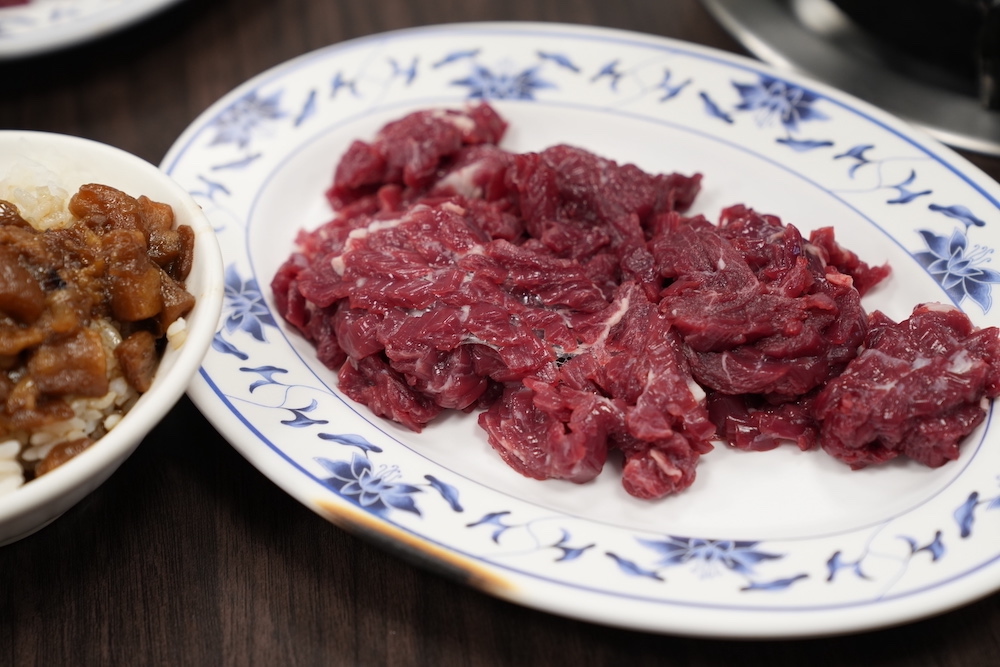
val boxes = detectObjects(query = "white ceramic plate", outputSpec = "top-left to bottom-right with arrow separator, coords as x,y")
0,0 -> 182,58
162,22 -> 1000,638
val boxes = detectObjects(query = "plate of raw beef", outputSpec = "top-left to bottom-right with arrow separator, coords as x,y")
163,22 -> 1000,638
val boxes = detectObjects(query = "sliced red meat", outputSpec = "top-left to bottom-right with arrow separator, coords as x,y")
272,102 -> 995,501
814,303 -> 1000,468
655,206 -> 868,399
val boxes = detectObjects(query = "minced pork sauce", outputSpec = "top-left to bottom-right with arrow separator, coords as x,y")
0,180 -> 195,493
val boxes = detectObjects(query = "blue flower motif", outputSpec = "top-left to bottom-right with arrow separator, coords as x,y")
281,399 -> 329,428
211,332 -> 248,360
637,536 -> 782,577
318,432 -> 383,454
607,552 -> 664,580
656,69 -> 691,102
241,365 -> 289,392
775,137 -> 833,152
210,90 -> 286,149
223,264 -> 276,342
425,475 -> 463,512
591,60 -> 624,90
929,203 -> 987,228
886,170 -> 931,204
467,511 -> 513,542
913,228 -> 1000,311
537,51 -> 580,72
330,71 -> 358,98
189,175 -> 230,202
835,144 -> 875,177
452,65 -> 555,100
214,154 -> 263,172
295,89 -> 317,127
433,49 -> 480,68
733,75 -> 828,131
832,148 -> 931,202
954,491 -> 981,538
902,531 -> 945,561
826,550 -> 868,582
700,91 -> 733,124
317,453 -> 422,516
389,57 -> 418,85
553,529 -> 594,562
741,574 -> 809,591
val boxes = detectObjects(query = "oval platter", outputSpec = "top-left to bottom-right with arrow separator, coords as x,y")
162,22 -> 1000,638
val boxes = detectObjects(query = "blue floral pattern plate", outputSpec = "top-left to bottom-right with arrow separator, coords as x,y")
0,0 -> 182,58
162,23 -> 1000,638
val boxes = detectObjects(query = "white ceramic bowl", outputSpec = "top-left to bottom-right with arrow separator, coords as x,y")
0,131 -> 224,546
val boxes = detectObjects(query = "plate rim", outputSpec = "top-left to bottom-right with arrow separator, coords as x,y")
0,0 -> 185,59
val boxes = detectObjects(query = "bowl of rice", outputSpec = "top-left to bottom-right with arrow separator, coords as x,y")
0,131 -> 224,546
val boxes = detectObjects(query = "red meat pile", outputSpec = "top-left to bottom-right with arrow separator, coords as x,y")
272,103 -> 1000,499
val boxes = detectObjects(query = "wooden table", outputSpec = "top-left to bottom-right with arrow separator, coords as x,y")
2,1 -> 999,664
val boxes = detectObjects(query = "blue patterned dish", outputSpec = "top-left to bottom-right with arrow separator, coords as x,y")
162,22 -> 1000,638
0,0 -> 182,58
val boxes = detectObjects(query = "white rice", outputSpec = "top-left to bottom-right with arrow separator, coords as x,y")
0,160 -> 74,230
166,316 -> 188,349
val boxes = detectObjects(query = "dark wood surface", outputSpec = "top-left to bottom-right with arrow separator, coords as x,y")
2,1 -> 1000,665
